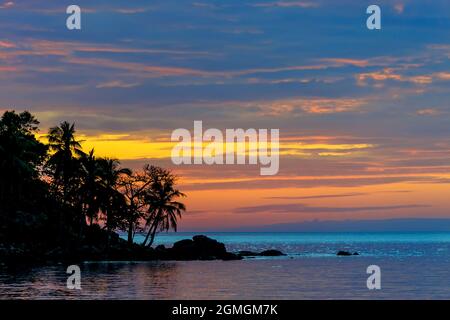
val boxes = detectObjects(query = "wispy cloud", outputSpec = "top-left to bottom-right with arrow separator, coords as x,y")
253,1 -> 319,8
266,192 -> 367,200
0,40 -> 15,48
96,80 -> 141,89
233,203 -> 430,214
113,7 -> 150,14
394,3 -> 405,14
256,97 -> 371,115
265,190 -> 412,200
356,68 -> 433,86
416,108 -> 442,116
0,1 -> 13,9
319,58 -> 370,68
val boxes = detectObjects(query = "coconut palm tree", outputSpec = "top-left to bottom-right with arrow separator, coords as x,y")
47,121 -> 85,204
79,149 -> 102,226
142,166 -> 186,247
46,121 -> 86,242
96,158 -> 131,246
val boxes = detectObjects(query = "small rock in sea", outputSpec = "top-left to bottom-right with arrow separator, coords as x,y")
170,235 -> 241,260
238,249 -> 286,257
259,250 -> 285,256
337,251 -> 360,256
238,251 -> 259,257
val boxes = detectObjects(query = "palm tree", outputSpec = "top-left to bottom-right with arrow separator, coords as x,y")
79,149 -> 102,226
46,121 -> 85,241
96,158 -> 131,246
47,121 -> 85,204
142,166 -> 186,247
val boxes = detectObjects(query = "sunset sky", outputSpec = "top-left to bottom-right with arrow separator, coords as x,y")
1,0 -> 450,231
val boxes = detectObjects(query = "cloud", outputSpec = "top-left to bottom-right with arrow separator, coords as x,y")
266,192 -> 367,200
416,108 -> 441,116
0,1 -> 13,9
181,174 -> 441,191
357,68 -> 433,86
66,57 -> 211,77
113,7 -> 150,14
434,72 -> 450,81
285,142 -> 372,152
258,97 -> 371,115
0,66 -> 17,72
27,40 -> 212,57
265,190 -> 412,200
253,1 -> 319,8
29,7 -> 97,14
233,203 -> 430,214
357,68 -> 450,87
192,2 -> 217,9
394,3 -> 405,14
96,80 -> 141,89
0,40 -> 15,48
2,38 -> 418,84
319,58 -> 370,68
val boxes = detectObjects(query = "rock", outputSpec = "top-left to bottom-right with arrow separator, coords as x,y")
191,235 -> 227,256
337,250 -> 359,256
259,250 -> 285,256
172,239 -> 194,250
0,232 -> 243,262
155,245 -> 166,252
169,235 -> 239,260
238,249 -> 286,257
238,250 -> 259,257
192,235 -> 209,242
221,252 -> 242,261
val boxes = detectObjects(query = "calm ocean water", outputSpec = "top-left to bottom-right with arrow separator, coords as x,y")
1,232 -> 450,299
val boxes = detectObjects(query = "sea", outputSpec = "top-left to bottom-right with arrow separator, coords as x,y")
1,232 -> 449,299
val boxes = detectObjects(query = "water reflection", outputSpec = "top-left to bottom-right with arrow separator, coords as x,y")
0,261 -> 180,300
1,257 -> 450,299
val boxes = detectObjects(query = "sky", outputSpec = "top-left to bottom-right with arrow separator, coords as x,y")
1,0 -> 450,231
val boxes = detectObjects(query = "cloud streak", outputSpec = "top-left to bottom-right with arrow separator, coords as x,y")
233,203 -> 430,214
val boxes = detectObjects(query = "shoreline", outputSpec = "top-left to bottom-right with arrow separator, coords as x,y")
0,235 -> 287,265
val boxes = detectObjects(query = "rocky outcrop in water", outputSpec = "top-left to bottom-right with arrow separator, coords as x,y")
0,234 -> 243,263
166,235 -> 241,260
337,251 -> 359,256
238,249 -> 285,257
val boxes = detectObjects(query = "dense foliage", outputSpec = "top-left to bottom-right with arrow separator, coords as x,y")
0,110 -> 186,253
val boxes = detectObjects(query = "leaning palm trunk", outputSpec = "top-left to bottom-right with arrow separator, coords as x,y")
142,221 -> 156,246
147,224 -> 159,247
142,211 -> 160,247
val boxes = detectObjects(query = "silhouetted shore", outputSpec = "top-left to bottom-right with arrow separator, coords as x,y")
0,231 -> 250,263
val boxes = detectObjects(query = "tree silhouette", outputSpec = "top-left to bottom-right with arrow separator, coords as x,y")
96,158 -> 131,247
46,121 -> 86,240
0,110 -> 187,255
142,165 -> 186,247
79,149 -> 102,226
119,171 -> 152,244
47,121 -> 85,203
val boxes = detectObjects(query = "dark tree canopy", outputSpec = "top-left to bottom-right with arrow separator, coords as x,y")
0,110 -> 186,257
